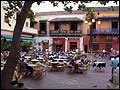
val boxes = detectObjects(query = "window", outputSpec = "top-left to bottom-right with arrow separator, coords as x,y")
30,22 -> 34,28
39,22 -> 46,34
71,21 -> 78,31
4,16 -> 8,23
55,22 -> 59,30
93,36 -> 99,42
105,43 -> 112,51
92,22 -> 96,29
93,43 -> 99,50
26,22 -> 28,27
112,21 -> 118,28
106,36 -> 112,42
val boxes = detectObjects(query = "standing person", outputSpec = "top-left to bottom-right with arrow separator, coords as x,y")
110,56 -> 119,82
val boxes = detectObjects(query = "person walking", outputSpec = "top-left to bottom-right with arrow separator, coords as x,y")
110,56 -> 119,83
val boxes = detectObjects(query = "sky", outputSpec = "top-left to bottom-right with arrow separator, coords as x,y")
31,1 -> 119,13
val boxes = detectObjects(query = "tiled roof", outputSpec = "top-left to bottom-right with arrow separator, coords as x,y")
98,16 -> 119,19
35,10 -> 83,16
35,6 -> 119,16
49,17 -> 82,22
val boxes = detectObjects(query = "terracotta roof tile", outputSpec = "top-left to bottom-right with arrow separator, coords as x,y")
49,17 -> 83,22
35,6 -> 119,16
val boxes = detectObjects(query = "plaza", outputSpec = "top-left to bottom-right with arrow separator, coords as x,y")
21,57 -> 113,89
1,1 -> 119,89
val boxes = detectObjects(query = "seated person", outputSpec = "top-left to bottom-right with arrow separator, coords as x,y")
74,63 -> 79,73
11,70 -> 24,88
33,62 -> 45,79
69,60 -> 75,66
18,59 -> 28,76
81,59 -> 84,64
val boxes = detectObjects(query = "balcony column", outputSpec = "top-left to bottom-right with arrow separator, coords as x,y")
80,37 -> 83,51
49,37 -> 53,52
99,21 -> 101,33
109,19 -> 111,32
65,38 -> 68,52
47,21 -> 50,36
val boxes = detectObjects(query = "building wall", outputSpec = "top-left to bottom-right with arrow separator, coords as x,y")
34,22 -> 39,30
1,1 -> 37,37
112,36 -> 119,50
83,11 -> 119,34
60,22 -> 70,30
1,1 -> 16,32
50,23 -> 54,30
99,36 -> 106,50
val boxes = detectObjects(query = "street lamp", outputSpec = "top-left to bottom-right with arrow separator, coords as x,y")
84,12 -> 100,53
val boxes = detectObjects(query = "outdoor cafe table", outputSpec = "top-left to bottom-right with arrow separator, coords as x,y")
24,56 -> 31,59
31,59 -> 40,64
54,59 -> 68,61
94,61 -> 106,64
94,61 -> 106,69
27,63 -> 37,70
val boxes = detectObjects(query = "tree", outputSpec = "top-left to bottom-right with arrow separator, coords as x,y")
1,1 -> 118,89
21,41 -> 33,52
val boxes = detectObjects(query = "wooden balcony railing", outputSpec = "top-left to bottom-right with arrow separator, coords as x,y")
49,30 -> 82,37
38,30 -> 47,36
87,28 -> 119,34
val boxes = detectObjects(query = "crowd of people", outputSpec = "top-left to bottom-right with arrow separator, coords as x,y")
1,48 -> 119,88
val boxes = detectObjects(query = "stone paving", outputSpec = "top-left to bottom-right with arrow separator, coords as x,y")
21,57 -> 113,89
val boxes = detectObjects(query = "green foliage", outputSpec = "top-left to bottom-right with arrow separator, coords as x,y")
3,1 -> 35,26
108,6 -> 114,11
38,41 -> 41,46
27,9 -> 35,21
64,6 -> 73,13
99,1 -> 108,5
1,38 -> 11,51
20,41 -> 33,49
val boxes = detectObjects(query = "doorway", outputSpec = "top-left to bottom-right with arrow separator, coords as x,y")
56,45 -> 62,52
84,45 -> 88,53
70,42 -> 77,51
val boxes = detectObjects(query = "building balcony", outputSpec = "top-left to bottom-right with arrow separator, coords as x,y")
22,27 -> 38,35
87,28 -> 119,35
49,30 -> 82,37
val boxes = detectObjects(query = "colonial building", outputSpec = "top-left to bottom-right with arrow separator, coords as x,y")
34,6 -> 119,53
1,1 -> 38,42
83,6 -> 119,52
34,10 -> 84,52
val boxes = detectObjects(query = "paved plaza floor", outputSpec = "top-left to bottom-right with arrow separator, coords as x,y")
21,57 -> 113,89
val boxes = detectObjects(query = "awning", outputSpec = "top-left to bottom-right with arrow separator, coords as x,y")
21,37 -> 36,42
1,34 -> 35,42
1,34 -> 13,41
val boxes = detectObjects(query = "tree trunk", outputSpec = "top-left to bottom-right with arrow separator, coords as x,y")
1,1 -> 34,89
